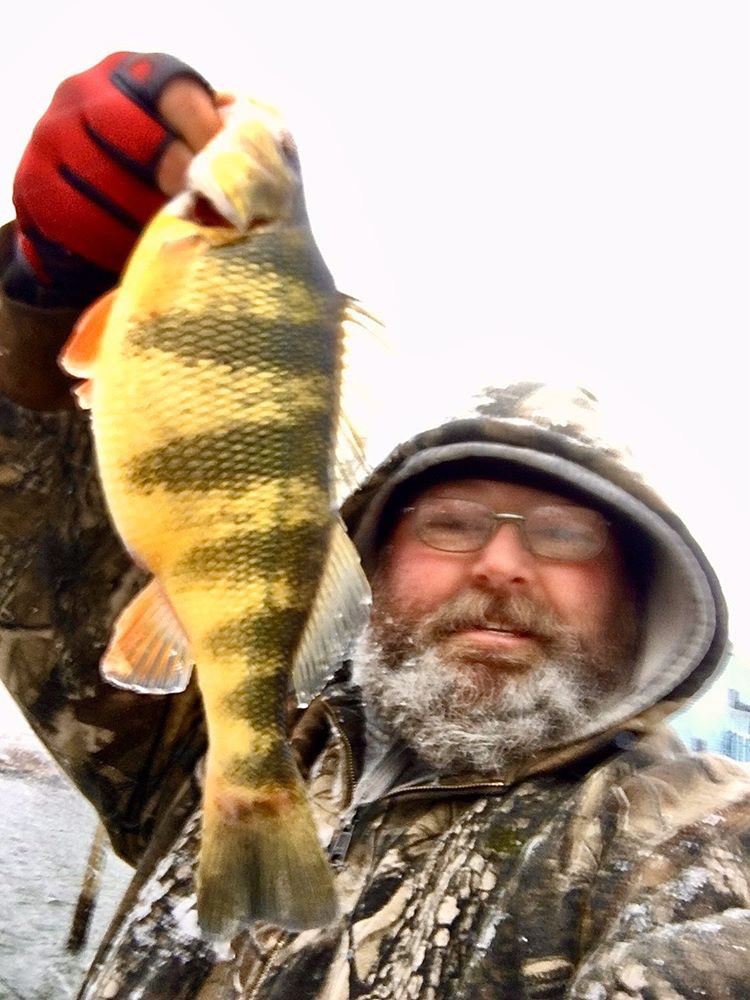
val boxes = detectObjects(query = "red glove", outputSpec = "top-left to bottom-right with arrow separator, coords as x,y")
9,52 -> 214,307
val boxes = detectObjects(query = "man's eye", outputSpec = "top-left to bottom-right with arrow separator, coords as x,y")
426,517 -> 474,533
537,525 -> 590,542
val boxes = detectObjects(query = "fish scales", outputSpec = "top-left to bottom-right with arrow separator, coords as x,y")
96,223 -> 337,581
109,222 -> 337,931
60,99 -> 375,937
128,230 -> 340,374
112,229 -> 339,920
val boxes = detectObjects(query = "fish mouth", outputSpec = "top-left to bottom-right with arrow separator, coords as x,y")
188,192 -> 277,231
190,195 -> 236,228
186,99 -> 299,232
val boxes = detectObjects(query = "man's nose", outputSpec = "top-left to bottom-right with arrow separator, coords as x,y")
467,523 -> 536,589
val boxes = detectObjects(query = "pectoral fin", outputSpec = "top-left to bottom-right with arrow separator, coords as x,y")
59,290 -> 117,380
292,517 -> 371,706
102,579 -> 193,694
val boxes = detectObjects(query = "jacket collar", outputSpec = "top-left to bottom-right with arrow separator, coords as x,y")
294,677 -> 667,809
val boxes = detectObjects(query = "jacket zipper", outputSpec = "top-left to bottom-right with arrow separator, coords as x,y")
323,702 -> 511,865
323,703 -> 357,799
327,778 -> 508,868
323,706 -> 359,869
328,809 -> 358,868
381,779 -> 507,800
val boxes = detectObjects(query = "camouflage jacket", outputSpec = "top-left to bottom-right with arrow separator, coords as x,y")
1,245 -> 749,997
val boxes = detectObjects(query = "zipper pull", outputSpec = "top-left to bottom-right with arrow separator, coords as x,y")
329,814 -> 356,868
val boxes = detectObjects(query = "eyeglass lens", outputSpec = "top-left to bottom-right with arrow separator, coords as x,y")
410,497 -> 608,560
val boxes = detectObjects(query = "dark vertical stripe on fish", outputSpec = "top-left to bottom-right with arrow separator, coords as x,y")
127,227 -> 341,374
208,607 -> 308,662
174,524 -> 329,584
126,420 -> 332,493
129,312 -> 341,375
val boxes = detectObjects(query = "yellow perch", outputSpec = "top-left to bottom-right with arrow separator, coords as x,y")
60,98 -> 376,938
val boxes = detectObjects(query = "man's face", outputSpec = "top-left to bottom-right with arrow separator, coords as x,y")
354,478 -> 638,774
375,479 -> 632,683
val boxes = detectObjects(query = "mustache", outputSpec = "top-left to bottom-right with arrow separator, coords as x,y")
415,591 -> 570,648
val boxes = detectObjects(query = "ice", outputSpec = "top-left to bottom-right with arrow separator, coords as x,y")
0,742 -> 131,998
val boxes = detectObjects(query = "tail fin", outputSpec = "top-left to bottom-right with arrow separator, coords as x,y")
197,771 -> 338,939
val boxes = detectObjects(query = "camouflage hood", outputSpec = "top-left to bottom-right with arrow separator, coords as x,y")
341,382 -> 728,745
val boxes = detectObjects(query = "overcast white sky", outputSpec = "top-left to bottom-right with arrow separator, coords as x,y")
0,1 -> 747,738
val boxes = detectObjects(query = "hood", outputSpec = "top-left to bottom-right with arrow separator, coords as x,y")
341,382 -> 728,742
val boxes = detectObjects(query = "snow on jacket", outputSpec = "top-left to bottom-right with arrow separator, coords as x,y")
0,225 -> 748,998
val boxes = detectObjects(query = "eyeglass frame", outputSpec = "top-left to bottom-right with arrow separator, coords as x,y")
400,498 -> 610,561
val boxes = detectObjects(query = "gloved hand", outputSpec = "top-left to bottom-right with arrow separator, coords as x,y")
8,51 -> 219,308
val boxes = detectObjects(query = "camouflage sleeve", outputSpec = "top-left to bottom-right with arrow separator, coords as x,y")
0,275 -> 206,865
567,753 -> 750,999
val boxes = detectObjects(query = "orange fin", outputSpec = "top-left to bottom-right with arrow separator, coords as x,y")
101,579 -> 193,694
71,379 -> 94,411
59,290 -> 117,379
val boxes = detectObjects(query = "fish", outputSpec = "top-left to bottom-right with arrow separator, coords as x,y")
59,97 -> 378,939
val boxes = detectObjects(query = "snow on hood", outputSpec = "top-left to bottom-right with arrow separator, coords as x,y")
341,382 -> 728,742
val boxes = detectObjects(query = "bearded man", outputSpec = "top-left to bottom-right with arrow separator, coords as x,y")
357,475 -> 640,777
0,52 -> 748,999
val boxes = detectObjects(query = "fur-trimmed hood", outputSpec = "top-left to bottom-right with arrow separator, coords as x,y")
341,382 -> 728,745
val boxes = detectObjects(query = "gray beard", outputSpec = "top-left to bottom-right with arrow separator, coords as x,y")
352,589 -> 637,776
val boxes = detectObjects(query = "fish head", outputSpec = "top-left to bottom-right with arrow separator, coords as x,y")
185,97 -> 305,232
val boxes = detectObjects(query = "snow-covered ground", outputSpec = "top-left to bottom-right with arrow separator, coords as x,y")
0,715 -> 131,999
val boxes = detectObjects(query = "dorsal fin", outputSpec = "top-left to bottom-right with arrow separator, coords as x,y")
292,517 -> 371,706
331,294 -> 389,506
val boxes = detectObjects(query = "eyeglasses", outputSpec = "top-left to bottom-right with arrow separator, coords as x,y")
402,497 -> 609,561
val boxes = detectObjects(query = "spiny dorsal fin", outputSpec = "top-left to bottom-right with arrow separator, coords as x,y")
101,579 -> 193,694
332,294 -> 388,506
292,517 -> 371,706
